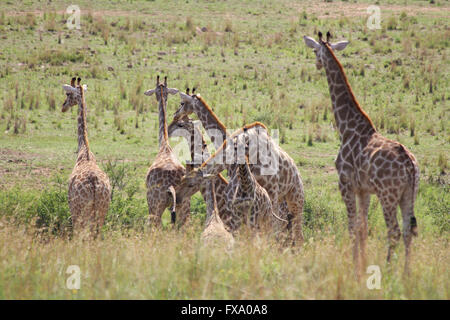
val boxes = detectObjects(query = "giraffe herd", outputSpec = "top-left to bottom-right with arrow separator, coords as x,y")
60,32 -> 419,273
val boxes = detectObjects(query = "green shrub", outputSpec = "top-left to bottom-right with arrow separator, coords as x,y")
419,184 -> 449,235
35,187 -> 70,234
33,49 -> 85,66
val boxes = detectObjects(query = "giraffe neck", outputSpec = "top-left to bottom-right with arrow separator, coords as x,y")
77,89 -> 90,159
158,88 -> 170,150
205,180 -> 219,225
192,126 -> 210,163
194,96 -> 228,149
322,44 -> 376,143
237,160 -> 254,197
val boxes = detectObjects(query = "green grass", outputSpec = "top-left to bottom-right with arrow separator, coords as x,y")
0,0 -> 449,299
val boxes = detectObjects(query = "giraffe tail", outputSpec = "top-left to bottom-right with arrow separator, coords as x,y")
168,186 -> 176,224
410,159 -> 419,237
270,209 -> 289,224
405,147 -> 419,237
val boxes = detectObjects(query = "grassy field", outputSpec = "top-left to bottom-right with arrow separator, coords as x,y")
0,0 -> 448,299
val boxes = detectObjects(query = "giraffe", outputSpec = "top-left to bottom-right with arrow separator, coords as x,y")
172,92 -> 304,244
303,31 -> 419,273
144,76 -> 190,227
200,176 -> 235,249
61,77 -> 111,238
167,113 -> 234,229
224,132 -> 288,233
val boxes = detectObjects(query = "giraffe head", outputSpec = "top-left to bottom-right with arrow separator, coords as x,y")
168,114 -> 195,140
144,75 -> 179,103
172,88 -> 199,121
61,77 -> 87,112
174,166 -> 209,204
303,31 -> 349,70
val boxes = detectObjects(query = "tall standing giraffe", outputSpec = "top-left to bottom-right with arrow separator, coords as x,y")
61,77 -> 111,237
172,93 -> 304,244
144,76 -> 189,227
303,32 -> 419,273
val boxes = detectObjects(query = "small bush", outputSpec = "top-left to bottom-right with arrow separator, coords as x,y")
185,16 -> 193,31
35,187 -> 71,235
35,49 -> 85,66
387,17 -> 397,30
224,20 -> 233,32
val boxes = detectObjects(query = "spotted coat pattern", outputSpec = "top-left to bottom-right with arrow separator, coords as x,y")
61,78 -> 111,237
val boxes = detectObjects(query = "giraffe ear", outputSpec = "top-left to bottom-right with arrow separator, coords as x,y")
167,87 -> 179,95
330,41 -> 349,51
62,84 -> 78,94
82,84 -> 88,92
303,36 -> 320,49
144,89 -> 156,96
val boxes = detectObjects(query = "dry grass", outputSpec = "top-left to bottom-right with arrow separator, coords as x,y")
0,221 -> 448,299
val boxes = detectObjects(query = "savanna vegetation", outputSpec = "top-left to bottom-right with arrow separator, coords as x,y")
0,0 -> 448,299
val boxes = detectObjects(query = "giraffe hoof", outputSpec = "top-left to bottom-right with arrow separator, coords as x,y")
171,211 -> 176,224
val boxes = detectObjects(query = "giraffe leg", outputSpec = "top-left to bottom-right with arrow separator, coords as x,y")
270,201 -> 289,244
176,199 -> 191,228
339,180 -> 360,275
357,192 -> 370,272
285,198 -> 304,246
94,206 -> 107,240
378,193 -> 401,263
147,196 -> 166,228
71,212 -> 80,238
399,186 -> 417,274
